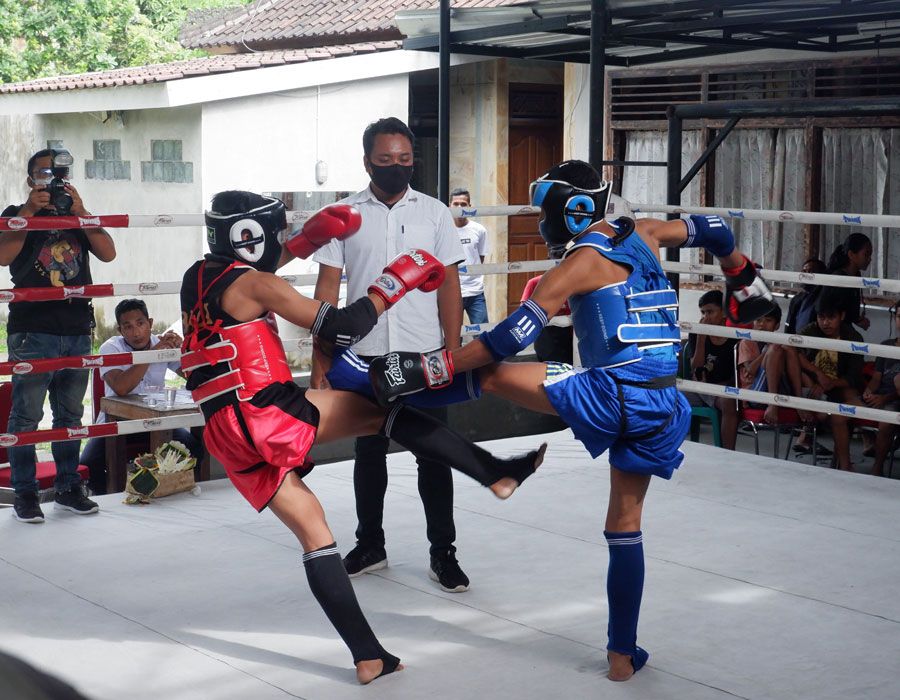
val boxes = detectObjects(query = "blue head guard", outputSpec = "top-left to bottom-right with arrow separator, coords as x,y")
529,170 -> 611,259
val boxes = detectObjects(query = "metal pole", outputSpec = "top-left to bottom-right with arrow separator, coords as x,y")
665,106 -> 683,289
588,0 -> 607,168
438,0 -> 451,202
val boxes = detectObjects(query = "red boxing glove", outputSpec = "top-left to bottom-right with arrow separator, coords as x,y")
723,255 -> 776,325
285,204 -> 362,259
368,249 -> 445,308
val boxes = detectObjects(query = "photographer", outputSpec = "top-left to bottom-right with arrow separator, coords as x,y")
1,148 -> 116,523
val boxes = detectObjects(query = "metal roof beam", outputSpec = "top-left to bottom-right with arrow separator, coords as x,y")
623,45 -> 749,67
674,95 -> 900,120
641,32 -> 842,52
619,2 -> 900,37
403,13 -> 590,50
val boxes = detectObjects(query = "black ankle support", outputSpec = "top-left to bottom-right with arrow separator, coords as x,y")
380,404 -> 507,486
302,543 -> 388,663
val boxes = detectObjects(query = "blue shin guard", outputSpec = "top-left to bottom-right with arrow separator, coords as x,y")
605,530 -> 648,672
326,347 -> 481,407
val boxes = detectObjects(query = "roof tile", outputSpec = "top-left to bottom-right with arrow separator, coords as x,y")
0,41 -> 402,94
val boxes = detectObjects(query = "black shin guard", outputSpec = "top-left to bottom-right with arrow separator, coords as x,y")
380,404 -> 540,487
302,543 -> 397,670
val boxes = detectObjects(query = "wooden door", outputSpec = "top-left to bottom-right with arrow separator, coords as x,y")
507,124 -> 562,314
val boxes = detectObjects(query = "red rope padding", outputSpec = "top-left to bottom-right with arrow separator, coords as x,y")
0,351 -> 140,376
0,214 -> 130,231
0,283 -> 116,303
0,422 -> 119,448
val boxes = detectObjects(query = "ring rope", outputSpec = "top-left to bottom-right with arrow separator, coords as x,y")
0,412 -> 205,449
678,379 -> 900,426
679,322 -> 900,360
4,201 -> 900,231
0,261 -> 895,302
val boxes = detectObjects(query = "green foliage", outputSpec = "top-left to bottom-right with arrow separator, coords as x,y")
0,0 -> 243,84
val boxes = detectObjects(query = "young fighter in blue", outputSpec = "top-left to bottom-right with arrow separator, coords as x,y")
355,160 -> 776,681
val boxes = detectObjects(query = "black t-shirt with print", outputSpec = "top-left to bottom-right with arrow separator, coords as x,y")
688,333 -> 737,385
2,204 -> 94,335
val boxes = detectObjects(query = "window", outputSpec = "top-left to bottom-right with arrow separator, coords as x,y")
141,139 -> 193,183
85,139 -> 130,180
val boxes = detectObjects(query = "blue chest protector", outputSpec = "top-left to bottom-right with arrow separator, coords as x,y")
565,230 -> 679,369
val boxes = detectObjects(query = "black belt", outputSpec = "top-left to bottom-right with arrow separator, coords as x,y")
613,373 -> 677,440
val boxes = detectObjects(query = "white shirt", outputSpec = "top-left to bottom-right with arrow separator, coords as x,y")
314,186 -> 464,355
96,334 -> 181,422
455,220 -> 489,297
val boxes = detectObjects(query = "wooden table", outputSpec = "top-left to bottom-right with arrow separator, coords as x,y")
100,393 -> 209,493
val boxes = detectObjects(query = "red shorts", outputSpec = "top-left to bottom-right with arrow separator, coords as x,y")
203,383 -> 320,511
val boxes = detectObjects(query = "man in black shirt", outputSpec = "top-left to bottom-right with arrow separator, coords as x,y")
684,290 -> 738,449
1,149 -> 116,523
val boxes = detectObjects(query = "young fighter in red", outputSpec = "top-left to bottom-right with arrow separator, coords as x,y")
180,190 -> 544,684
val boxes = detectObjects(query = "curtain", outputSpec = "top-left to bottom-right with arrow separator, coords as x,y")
713,129 -> 806,272
821,128 -> 899,283
621,130 -> 702,265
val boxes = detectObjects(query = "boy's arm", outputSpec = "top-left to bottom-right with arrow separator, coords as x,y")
450,246 -> 618,373
636,215 -> 774,324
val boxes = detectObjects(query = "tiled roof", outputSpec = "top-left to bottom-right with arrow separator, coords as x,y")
0,41 -> 401,94
181,0 -> 520,50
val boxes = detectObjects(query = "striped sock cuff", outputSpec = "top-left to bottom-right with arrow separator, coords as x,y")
302,542 -> 339,563
604,530 -> 643,546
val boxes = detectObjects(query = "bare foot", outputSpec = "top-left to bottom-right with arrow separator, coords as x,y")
489,443 -> 547,499
607,651 -> 635,681
763,405 -> 779,424
356,658 -> 404,685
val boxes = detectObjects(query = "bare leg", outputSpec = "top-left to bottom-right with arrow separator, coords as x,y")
762,347 -> 786,424
605,467 -> 652,682
479,361 -> 559,415
716,396 -> 737,450
871,422 -> 895,477
831,415 -> 852,470
269,472 -> 403,684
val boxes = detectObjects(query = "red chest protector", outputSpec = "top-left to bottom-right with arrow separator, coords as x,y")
181,261 -> 292,405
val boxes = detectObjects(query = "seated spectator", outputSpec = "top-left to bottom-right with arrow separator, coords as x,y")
825,232 -> 872,332
79,299 -> 203,494
863,306 -> 900,476
785,257 -> 827,334
684,290 -> 738,449
737,304 -> 803,424
521,274 -> 573,364
796,290 -> 865,470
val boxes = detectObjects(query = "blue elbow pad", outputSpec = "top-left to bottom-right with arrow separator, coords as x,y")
479,299 -> 548,361
681,214 -> 735,258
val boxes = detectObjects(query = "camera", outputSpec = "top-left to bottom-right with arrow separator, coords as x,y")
45,149 -> 74,215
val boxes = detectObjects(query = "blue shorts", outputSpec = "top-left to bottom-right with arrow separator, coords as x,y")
326,347 -> 481,407
543,363 -> 690,479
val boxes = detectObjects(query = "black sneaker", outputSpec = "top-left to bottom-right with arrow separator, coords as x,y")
429,550 -> 470,593
54,484 -> 99,515
13,492 -> 44,523
343,544 -> 387,578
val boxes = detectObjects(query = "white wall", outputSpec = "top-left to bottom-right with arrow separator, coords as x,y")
0,107 -> 203,330
201,73 -> 409,282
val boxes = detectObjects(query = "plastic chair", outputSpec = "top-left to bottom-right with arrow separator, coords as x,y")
0,382 -> 90,503
690,406 -> 722,447
734,345 -> 812,460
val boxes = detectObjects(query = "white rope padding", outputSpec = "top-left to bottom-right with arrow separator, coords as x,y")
679,321 -> 900,360
5,200 -> 898,231
679,379 -> 900,426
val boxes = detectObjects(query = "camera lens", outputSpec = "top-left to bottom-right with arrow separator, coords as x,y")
49,178 -> 72,215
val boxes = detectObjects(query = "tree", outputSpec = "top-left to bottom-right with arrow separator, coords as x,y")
0,0 -> 243,84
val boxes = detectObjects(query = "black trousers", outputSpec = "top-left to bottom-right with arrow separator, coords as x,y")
353,393 -> 455,555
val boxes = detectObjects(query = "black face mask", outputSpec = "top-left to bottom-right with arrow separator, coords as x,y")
369,164 -> 413,196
